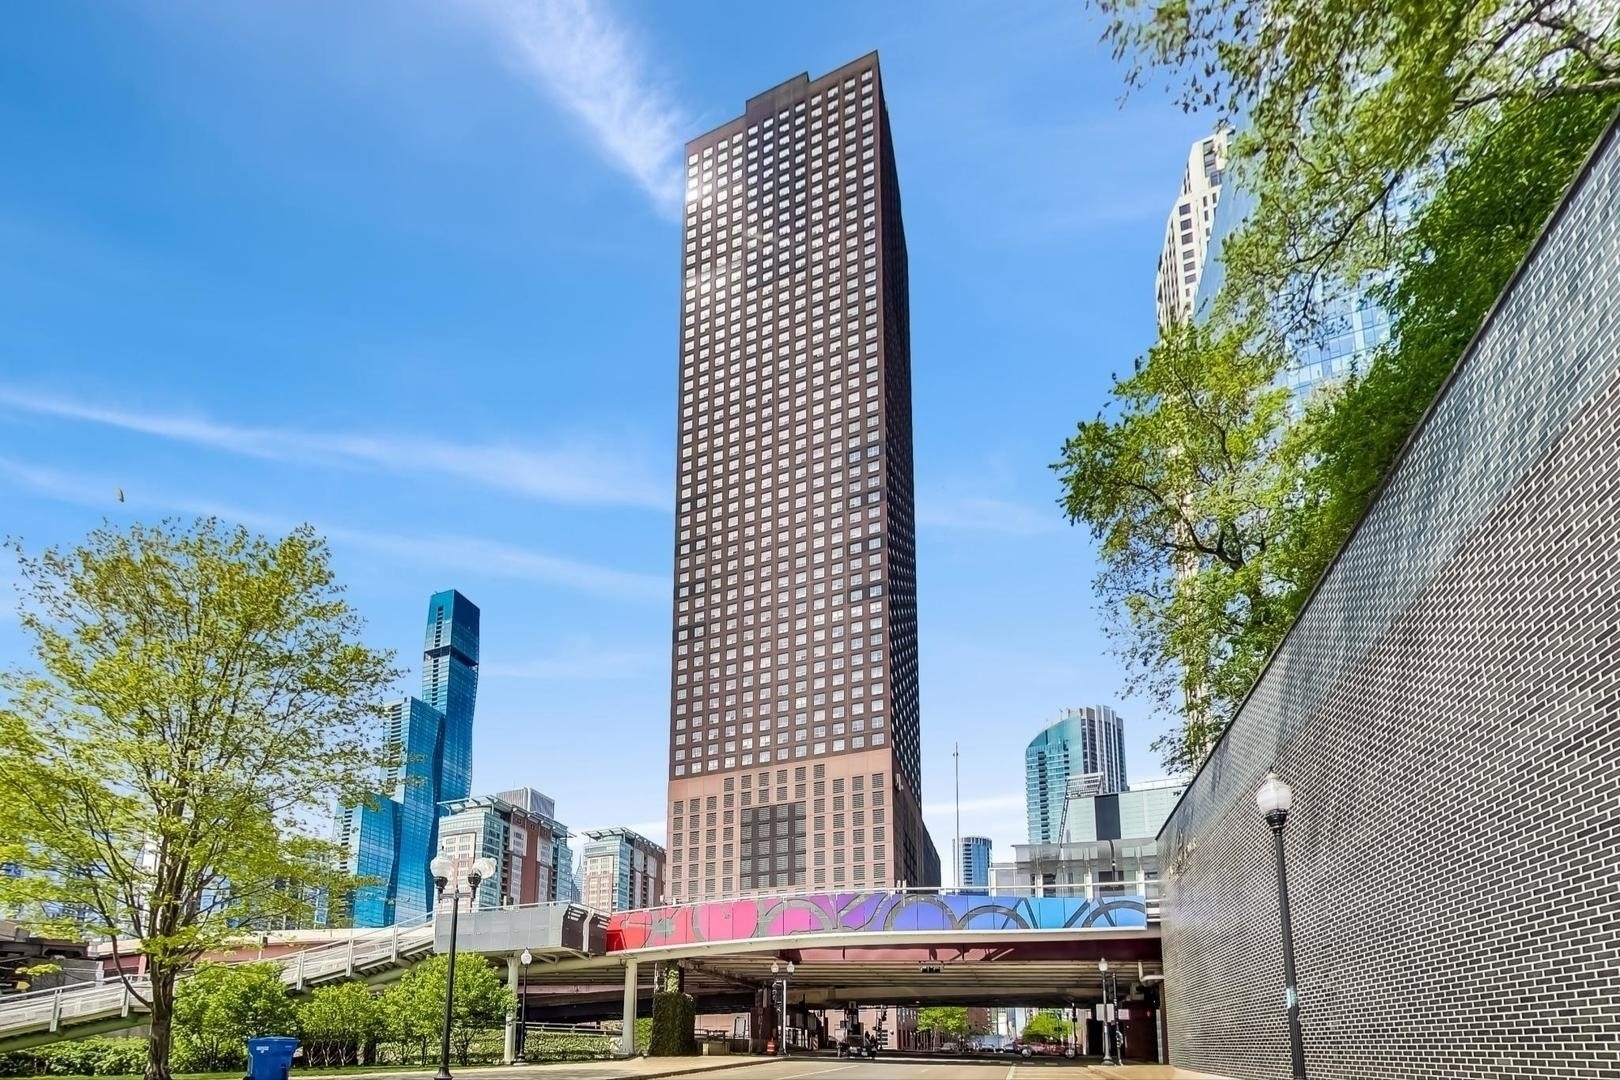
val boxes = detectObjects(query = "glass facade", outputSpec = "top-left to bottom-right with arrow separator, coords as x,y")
1058,777 -> 1187,845
959,835 -> 991,888
436,792 -> 564,911
1024,707 -> 1127,844
553,835 -> 579,903
421,590 -> 478,806
337,591 -> 480,926
581,827 -> 666,912
1192,172 -> 1390,399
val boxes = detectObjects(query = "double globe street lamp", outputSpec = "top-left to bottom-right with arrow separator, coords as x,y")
430,854 -> 497,1080
1257,772 -> 1307,1080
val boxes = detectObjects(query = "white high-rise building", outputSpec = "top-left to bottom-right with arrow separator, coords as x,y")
1154,129 -> 1229,329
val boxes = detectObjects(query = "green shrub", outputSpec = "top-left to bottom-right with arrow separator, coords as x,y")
527,1031 -> 615,1062
649,990 -> 697,1057
0,1036 -> 148,1077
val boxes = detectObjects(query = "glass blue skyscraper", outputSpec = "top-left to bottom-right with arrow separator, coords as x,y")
338,590 -> 479,927
1025,707 -> 1127,844
421,590 -> 479,805
959,836 -> 992,888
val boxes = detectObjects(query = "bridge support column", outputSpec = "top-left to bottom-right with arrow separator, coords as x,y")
619,960 -> 638,1058
503,953 -> 519,1064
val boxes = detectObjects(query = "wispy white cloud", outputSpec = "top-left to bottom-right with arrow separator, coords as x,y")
481,641 -> 663,681
0,386 -> 667,510
466,0 -> 688,213
917,495 -> 1061,536
0,456 -> 666,601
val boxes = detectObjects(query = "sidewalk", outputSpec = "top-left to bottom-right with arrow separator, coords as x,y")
1086,1067 -> 1234,1079
332,1059 -> 760,1080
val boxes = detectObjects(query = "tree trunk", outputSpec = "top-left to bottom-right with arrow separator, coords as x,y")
144,965 -> 177,1080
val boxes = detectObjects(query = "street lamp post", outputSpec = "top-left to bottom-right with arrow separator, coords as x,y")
1099,958 -> 1118,1065
1257,772 -> 1307,1080
514,949 -> 532,1064
770,961 -> 794,1057
431,854 -> 497,1080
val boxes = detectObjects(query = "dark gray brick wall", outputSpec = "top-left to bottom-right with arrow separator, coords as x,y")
1160,117 -> 1620,1080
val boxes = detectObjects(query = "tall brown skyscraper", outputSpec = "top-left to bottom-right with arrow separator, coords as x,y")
665,53 -> 937,902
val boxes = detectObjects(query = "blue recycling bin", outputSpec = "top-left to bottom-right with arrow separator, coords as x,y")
246,1037 -> 299,1080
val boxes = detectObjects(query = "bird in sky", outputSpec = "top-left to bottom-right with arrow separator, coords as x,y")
115,487 -> 124,503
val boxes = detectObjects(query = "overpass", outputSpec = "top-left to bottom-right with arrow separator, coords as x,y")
0,887 -> 1157,1056
469,887 -> 1161,1055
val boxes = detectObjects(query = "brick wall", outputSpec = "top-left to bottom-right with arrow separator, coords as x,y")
1159,117 -> 1620,1080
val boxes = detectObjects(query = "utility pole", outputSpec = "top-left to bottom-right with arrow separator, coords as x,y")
953,742 -> 961,889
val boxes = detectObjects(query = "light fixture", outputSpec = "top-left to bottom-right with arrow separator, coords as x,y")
1097,958 -> 1109,973
1256,772 -> 1294,820
520,949 -> 532,965
430,854 -> 453,883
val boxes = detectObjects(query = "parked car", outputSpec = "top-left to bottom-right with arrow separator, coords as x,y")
1017,1042 -> 1078,1058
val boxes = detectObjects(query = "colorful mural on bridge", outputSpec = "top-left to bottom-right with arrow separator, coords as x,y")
605,890 -> 1147,951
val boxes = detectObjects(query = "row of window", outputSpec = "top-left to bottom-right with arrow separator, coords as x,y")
688,72 -> 874,163
667,862 -> 888,899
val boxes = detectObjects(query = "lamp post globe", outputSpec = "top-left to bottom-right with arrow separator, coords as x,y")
430,854 -> 453,889
1256,773 -> 1294,828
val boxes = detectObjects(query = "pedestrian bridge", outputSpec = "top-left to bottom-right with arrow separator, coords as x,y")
605,887 -> 1150,955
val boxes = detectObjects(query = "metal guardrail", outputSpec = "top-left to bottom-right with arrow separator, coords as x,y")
0,918 -> 437,1040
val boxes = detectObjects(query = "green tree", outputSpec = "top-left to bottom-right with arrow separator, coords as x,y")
1066,0 -> 1620,776
1093,0 -> 1620,331
0,518 -> 400,1080
299,980 -> 385,1067
1020,1011 -> 1072,1045
172,962 -> 299,1073
382,955 -> 513,1066
1292,91 -> 1620,578
916,1007 -> 969,1042
1055,317 -> 1312,770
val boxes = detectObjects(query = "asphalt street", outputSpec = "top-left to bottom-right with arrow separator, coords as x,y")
680,1059 -> 1094,1079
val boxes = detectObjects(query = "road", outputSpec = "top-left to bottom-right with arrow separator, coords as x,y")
689,1059 -> 1095,1079
335,1056 -> 1214,1080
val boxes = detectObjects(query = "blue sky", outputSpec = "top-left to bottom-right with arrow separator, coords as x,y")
0,0 -> 1216,865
